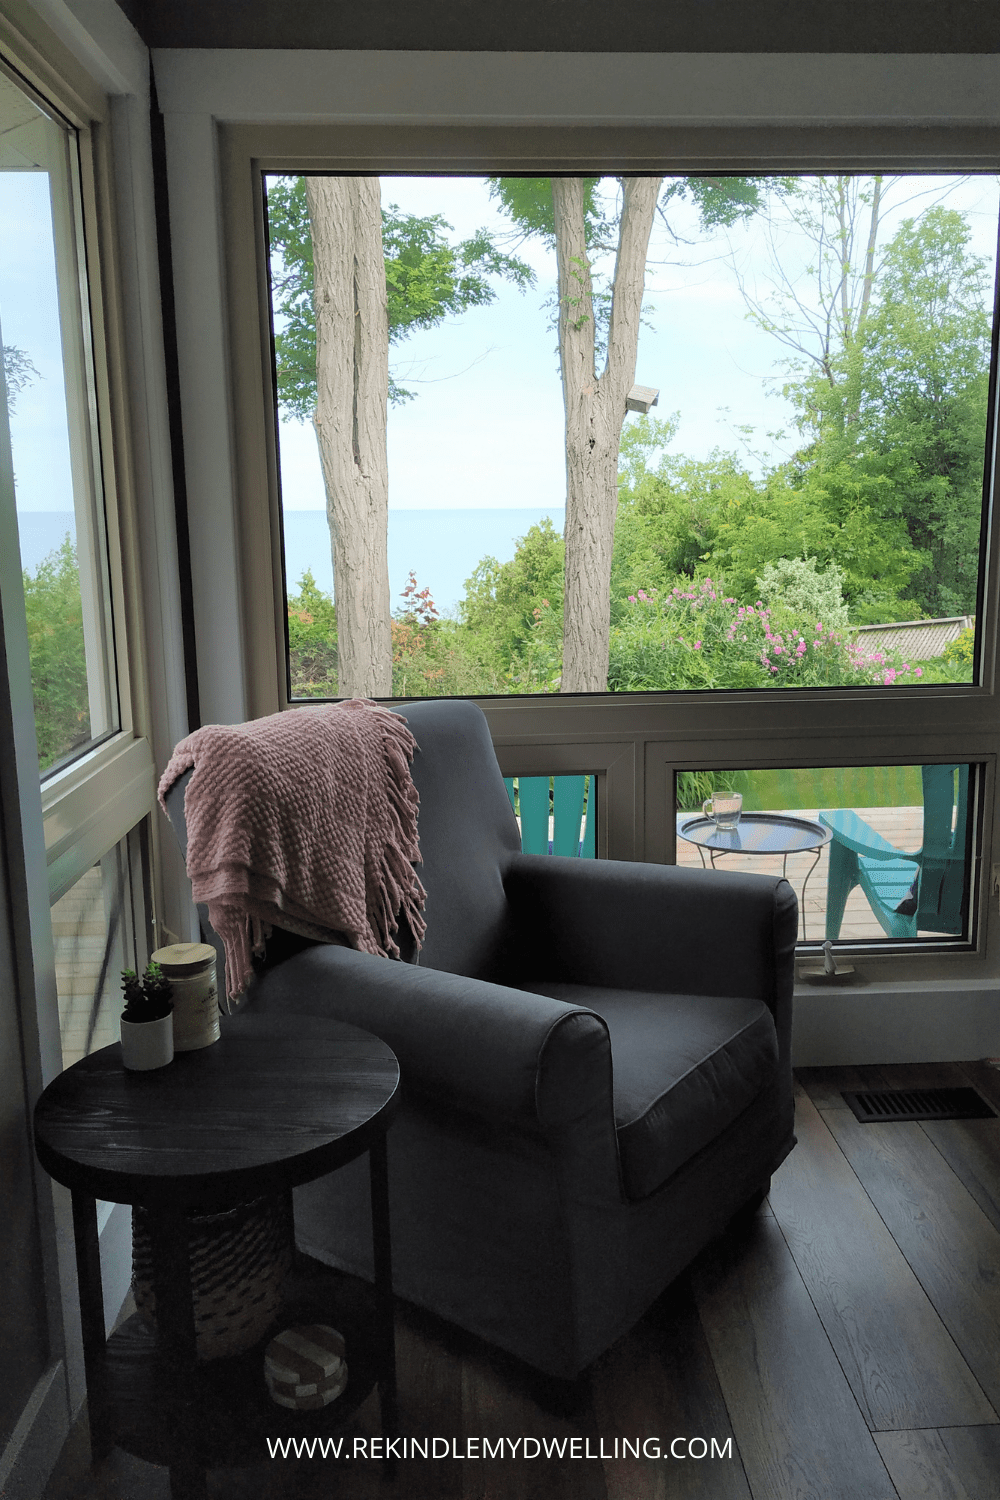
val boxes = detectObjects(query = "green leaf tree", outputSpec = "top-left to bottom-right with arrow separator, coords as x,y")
265,176 -> 534,696
489,176 -> 779,691
788,206 -> 992,616
1,343 -> 40,415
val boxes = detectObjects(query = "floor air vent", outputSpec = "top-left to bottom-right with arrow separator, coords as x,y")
842,1087 -> 996,1123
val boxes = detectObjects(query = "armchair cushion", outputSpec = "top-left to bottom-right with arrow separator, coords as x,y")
519,981 -> 777,1200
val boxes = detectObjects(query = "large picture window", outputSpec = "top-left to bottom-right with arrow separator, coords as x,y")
263,172 -> 999,704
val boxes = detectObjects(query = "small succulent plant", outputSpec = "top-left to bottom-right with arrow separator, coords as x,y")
121,962 -> 173,1023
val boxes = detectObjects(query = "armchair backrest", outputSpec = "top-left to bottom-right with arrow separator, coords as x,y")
393,699 -> 522,975
916,763 -> 968,934
162,700 -> 522,983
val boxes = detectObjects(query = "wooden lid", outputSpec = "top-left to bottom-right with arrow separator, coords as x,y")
150,942 -> 216,974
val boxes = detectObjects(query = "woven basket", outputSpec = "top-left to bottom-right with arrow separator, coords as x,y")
132,1194 -> 294,1361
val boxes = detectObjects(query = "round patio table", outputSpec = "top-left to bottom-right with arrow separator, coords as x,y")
677,811 -> 832,940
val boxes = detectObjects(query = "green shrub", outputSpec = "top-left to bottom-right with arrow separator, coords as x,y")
943,625 -> 975,668
755,556 -> 850,634
675,769 -> 744,811
22,535 -> 90,770
286,569 -> 338,696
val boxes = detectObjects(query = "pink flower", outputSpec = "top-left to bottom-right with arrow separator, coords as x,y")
628,595 -> 637,603
796,642 -> 807,656
915,666 -> 923,678
693,641 -> 702,650
816,622 -> 822,631
638,590 -> 648,600
883,669 -> 896,685
773,644 -> 783,654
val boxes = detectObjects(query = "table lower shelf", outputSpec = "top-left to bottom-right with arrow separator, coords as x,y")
106,1267 -> 386,1469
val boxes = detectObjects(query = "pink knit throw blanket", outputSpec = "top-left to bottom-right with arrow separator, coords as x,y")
157,699 -> 426,1000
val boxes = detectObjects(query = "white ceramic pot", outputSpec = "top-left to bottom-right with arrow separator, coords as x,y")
120,1012 -> 174,1071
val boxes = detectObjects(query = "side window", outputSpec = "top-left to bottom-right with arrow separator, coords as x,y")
0,62 -> 118,777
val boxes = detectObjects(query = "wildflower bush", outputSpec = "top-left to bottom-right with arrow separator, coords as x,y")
391,572 -> 498,698
607,578 -> 921,692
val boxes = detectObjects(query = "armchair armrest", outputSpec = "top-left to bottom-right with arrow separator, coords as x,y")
247,945 -> 614,1138
506,855 -> 796,1001
504,855 -> 797,1076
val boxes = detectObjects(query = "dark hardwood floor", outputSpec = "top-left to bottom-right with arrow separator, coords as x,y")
43,1062 -> 1000,1500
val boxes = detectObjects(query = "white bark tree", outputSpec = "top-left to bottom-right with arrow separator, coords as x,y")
306,175 -> 392,698
553,177 -> 661,692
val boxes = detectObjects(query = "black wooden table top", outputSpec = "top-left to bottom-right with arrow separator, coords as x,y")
33,1014 -> 400,1211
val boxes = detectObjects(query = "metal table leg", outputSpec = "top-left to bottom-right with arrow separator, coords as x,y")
798,847 -> 824,941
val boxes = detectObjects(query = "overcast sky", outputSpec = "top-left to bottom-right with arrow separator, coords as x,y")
274,172 -> 1000,511
3,171 -> 998,515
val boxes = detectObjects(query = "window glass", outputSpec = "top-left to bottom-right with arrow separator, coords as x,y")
675,764 -> 973,944
0,64 -> 118,773
263,172 -> 998,701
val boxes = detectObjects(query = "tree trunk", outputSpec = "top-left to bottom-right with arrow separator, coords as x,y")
307,175 -> 392,698
554,177 -> 661,693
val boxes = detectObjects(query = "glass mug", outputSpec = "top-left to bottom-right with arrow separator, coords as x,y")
702,792 -> 743,832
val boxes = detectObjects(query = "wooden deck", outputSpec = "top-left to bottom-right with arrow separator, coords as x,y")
50,863 -> 119,1069
676,805 -> 929,942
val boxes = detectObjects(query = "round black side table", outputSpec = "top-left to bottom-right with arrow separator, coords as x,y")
33,1014 -> 400,1499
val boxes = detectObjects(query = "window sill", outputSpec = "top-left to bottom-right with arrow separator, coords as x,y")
42,734 -> 155,904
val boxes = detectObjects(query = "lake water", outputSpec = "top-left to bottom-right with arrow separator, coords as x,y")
18,507 -> 565,616
284,508 -> 564,614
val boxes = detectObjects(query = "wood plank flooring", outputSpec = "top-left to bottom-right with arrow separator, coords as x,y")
43,1061 -> 1000,1500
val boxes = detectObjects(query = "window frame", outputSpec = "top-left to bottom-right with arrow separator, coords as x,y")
215,122 -> 1000,985
0,25 -> 159,1041
0,0 -> 164,1451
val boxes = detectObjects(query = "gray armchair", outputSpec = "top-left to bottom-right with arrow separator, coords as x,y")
163,699 -> 796,1379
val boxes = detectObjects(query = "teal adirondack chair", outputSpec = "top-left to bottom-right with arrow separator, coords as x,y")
820,764 -> 968,940
503,775 -> 596,858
